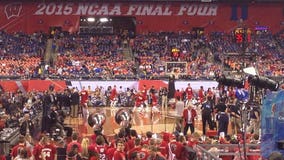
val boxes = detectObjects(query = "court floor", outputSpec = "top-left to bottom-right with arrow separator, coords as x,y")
64,106 -> 227,138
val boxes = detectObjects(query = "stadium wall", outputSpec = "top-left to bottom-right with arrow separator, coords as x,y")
0,2 -> 282,33
0,80 -> 218,92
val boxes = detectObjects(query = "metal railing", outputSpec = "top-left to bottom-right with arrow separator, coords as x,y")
196,143 -> 261,160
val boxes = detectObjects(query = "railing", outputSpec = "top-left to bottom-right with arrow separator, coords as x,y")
0,74 -> 283,81
196,143 -> 261,160
196,145 -> 220,160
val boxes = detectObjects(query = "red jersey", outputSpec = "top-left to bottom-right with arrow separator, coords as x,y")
0,155 -> 5,160
174,90 -> 183,100
113,150 -> 126,160
198,89 -> 205,103
106,147 -> 116,160
127,146 -> 142,160
80,90 -> 89,104
33,143 -> 44,160
127,138 -> 135,150
40,144 -> 57,160
185,87 -> 193,100
141,138 -> 151,146
135,93 -> 144,107
11,144 -> 32,159
90,144 -> 108,160
150,93 -> 158,106
67,141 -> 82,153
168,141 -> 183,160
110,88 -> 117,101
159,141 -> 169,158
207,90 -> 214,99
188,140 -> 198,148
137,149 -> 150,160
141,89 -> 147,100
228,89 -> 235,98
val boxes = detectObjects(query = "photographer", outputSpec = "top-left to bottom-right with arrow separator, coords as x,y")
49,105 -> 65,137
247,105 -> 260,135
19,113 -> 34,136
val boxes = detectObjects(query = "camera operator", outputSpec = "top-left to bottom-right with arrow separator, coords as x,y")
19,113 -> 34,136
215,98 -> 229,137
227,98 -> 241,135
49,104 -> 65,137
247,104 -> 260,135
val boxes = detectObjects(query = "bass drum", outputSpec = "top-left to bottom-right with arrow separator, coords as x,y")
115,108 -> 132,128
88,113 -> 106,130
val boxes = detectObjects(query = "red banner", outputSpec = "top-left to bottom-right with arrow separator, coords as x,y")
0,80 -> 66,92
0,2 -> 283,33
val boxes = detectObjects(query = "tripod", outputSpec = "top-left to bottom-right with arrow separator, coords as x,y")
239,100 -> 249,160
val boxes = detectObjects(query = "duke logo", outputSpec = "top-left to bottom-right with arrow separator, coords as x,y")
5,2 -> 22,19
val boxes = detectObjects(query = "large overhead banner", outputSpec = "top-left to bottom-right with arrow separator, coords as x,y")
0,2 -> 282,33
4,2 -> 218,17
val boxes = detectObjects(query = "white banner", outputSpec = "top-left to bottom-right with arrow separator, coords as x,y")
70,80 -> 218,92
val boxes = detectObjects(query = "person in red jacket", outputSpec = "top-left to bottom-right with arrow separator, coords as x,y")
182,101 -> 197,136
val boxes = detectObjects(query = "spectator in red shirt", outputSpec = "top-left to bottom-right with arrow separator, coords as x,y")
168,136 -> 184,160
40,136 -> 57,160
66,143 -> 81,160
32,135 -> 45,160
113,139 -> 126,160
67,132 -> 82,154
127,130 -> 138,151
89,135 -> 108,160
11,135 -> 32,160
128,138 -> 142,159
142,131 -> 153,146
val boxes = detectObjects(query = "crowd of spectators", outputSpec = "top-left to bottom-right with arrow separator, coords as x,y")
0,30 -> 282,80
0,76 -> 278,159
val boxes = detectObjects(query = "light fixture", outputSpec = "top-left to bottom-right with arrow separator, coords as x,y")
248,75 -> 279,91
87,17 -> 95,22
216,75 -> 244,88
99,18 -> 109,23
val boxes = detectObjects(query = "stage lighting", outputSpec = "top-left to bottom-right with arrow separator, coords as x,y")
248,75 -> 279,91
216,75 -> 244,88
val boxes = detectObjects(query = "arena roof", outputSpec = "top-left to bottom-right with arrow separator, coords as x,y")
20,0 -> 284,2
76,0 -> 283,2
